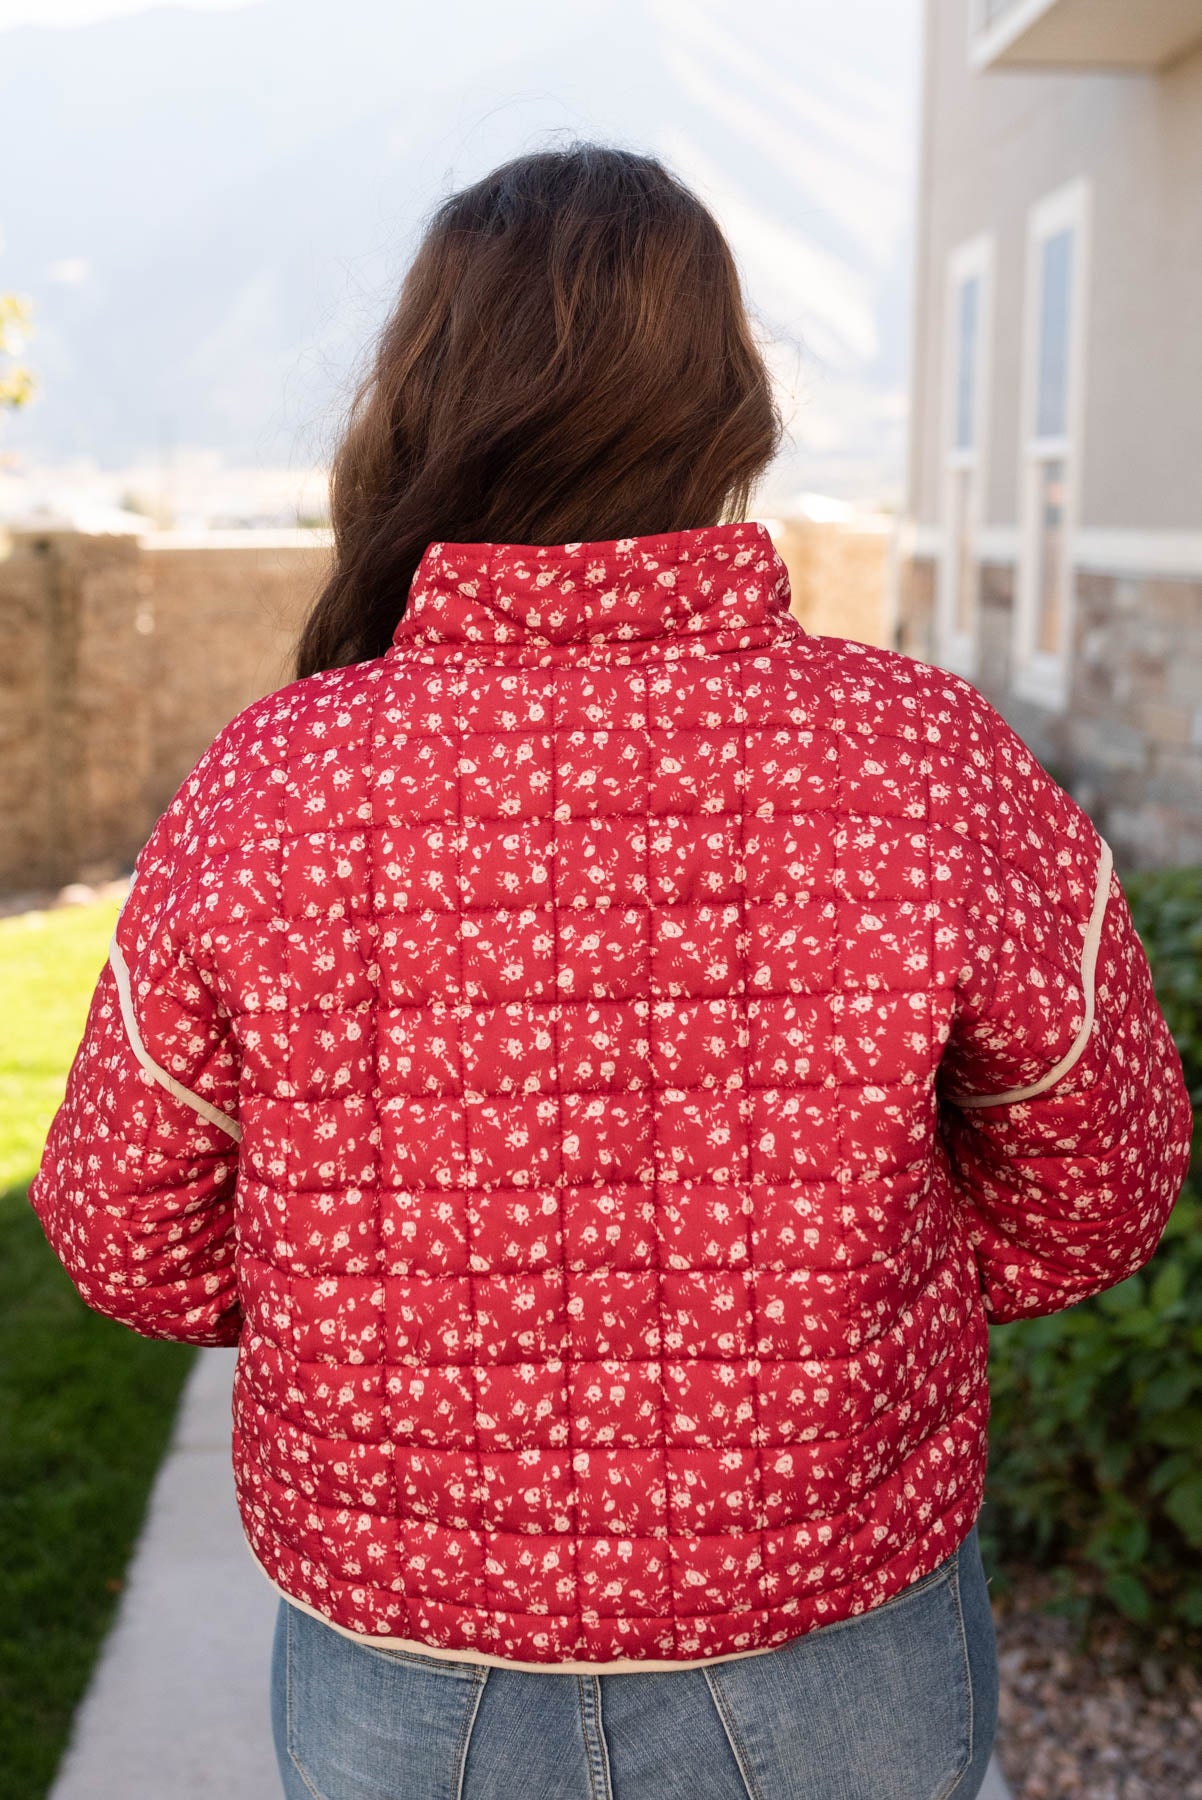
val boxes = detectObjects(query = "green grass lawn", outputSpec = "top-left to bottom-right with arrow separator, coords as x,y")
0,899 -> 197,1800
0,897 -> 123,1184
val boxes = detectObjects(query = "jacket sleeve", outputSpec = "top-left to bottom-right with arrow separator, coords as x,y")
935,690 -> 1194,1325
29,740 -> 243,1347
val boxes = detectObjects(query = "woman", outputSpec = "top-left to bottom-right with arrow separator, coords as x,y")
32,144 -> 1193,1800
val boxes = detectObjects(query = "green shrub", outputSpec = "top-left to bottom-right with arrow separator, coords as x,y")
981,864 -> 1202,1638
1125,863 -> 1202,1103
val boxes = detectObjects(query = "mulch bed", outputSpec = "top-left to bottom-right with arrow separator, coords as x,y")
992,1569 -> 1202,1799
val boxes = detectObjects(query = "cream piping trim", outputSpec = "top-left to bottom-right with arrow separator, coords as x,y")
949,835 -> 1114,1110
108,932 -> 242,1142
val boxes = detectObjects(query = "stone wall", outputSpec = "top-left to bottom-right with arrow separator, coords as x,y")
0,518 -> 890,899
893,553 -> 937,664
893,552 -> 1202,868
975,562 -> 1015,699
0,528 -> 329,896
1068,572 -> 1202,865
138,533 -> 331,822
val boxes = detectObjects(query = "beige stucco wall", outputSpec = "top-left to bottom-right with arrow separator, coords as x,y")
908,0 -> 1202,534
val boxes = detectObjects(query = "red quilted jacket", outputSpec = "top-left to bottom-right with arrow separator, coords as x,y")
32,519 -> 1194,1672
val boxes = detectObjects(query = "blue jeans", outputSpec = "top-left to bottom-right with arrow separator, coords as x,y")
271,1524 -> 998,1800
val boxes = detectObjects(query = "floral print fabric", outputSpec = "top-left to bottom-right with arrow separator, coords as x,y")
31,520 -> 1193,1669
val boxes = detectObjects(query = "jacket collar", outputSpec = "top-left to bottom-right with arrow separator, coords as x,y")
391,520 -> 793,650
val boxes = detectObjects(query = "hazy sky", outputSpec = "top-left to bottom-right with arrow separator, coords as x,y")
0,0 -> 921,503
0,0 -> 255,26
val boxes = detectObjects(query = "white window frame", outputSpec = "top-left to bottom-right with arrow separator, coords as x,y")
1014,177 -> 1091,712
937,233 -> 994,680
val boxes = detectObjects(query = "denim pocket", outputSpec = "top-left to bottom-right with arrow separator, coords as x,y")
357,1639 -> 484,1675
703,1551 -> 975,1800
871,1541 -> 963,1613
280,1601 -> 488,1800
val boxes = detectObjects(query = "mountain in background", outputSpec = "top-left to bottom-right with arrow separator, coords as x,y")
0,0 -> 919,504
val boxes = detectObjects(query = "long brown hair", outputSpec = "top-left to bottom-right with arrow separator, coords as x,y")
295,142 -> 783,676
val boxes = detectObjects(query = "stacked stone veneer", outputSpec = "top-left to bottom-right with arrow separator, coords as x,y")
895,555 -> 1202,869
0,520 -> 891,899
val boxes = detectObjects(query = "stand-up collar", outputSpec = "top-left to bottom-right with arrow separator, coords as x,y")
391,520 -> 793,650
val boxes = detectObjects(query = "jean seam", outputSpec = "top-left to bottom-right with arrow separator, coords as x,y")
701,1668 -> 760,1800
594,1677 -> 615,1800
453,1667 -> 489,1800
575,1674 -> 614,1800
932,1559 -> 975,1800
285,1605 -> 329,1800
575,1677 -> 596,1800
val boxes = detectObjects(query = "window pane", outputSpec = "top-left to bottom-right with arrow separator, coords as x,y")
955,275 -> 980,451
1035,458 -> 1068,656
1036,228 -> 1074,439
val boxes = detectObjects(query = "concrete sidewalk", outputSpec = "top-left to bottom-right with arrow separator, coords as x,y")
49,1348 -> 1013,1799
48,1347 -> 280,1799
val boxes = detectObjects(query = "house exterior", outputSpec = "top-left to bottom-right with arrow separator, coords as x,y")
894,0 -> 1202,866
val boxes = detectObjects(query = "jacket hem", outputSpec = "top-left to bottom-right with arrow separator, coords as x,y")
235,1506 -> 984,1677
246,1546 -> 786,1673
